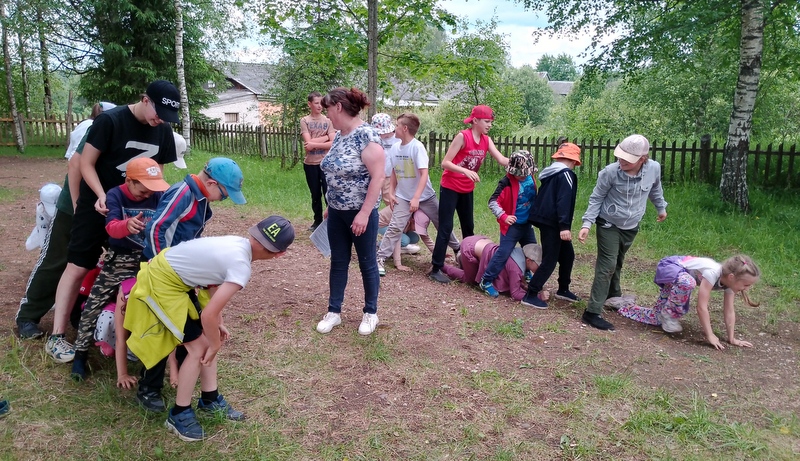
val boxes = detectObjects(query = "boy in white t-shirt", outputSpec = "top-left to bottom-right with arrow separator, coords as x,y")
123,216 -> 295,442
376,113 -> 459,276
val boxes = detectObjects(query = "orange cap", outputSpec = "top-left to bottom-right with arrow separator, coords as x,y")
126,158 -> 170,192
551,142 -> 582,166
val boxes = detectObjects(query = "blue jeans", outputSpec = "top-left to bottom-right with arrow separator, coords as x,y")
482,221 -> 538,283
327,207 -> 380,314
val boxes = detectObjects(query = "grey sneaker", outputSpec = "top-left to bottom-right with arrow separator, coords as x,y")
427,269 -> 451,284
197,394 -> 245,421
137,388 -> 167,413
658,310 -> 683,333
377,257 -> 386,276
45,335 -> 75,363
17,321 -> 45,340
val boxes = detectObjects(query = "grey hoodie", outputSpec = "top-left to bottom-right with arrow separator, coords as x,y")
581,159 -> 668,230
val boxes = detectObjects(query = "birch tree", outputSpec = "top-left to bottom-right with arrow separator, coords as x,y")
1,0 -> 23,151
174,0 -> 190,150
519,0 -> 797,211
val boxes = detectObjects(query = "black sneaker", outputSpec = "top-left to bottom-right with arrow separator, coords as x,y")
427,269 -> 451,284
16,321 -> 44,340
555,290 -> 581,303
582,311 -> 615,331
71,350 -> 89,381
137,388 -> 167,413
521,293 -> 548,309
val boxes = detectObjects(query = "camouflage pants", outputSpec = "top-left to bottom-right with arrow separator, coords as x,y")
75,249 -> 141,352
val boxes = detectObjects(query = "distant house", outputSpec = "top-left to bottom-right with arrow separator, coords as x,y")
537,71 -> 575,97
378,81 -> 464,108
201,62 -> 277,125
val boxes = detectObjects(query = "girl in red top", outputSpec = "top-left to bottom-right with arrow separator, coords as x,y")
428,105 -> 508,283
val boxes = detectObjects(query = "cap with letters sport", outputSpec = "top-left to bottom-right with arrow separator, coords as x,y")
249,215 -> 295,253
146,80 -> 181,123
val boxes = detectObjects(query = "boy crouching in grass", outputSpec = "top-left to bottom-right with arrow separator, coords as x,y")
124,216 -> 295,441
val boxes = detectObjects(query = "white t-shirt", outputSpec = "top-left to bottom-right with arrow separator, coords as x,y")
164,236 -> 252,289
65,119 -> 94,159
389,138 -> 435,202
680,256 -> 725,291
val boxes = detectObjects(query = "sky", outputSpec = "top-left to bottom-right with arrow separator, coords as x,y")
439,0 -> 594,68
232,0 -> 597,68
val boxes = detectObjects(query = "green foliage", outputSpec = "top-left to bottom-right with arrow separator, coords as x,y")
535,52 -> 579,81
78,0 -> 225,111
503,65 -> 554,125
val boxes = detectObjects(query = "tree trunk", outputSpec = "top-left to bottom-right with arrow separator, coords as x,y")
36,6 -> 52,119
367,0 -> 377,118
174,0 -> 191,151
1,0 -> 24,152
17,29 -> 31,118
719,0 -> 764,212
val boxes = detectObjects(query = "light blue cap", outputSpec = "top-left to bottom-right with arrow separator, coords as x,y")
204,157 -> 246,204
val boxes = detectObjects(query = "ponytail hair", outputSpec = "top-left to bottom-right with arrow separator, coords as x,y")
721,254 -> 761,307
321,87 -> 370,117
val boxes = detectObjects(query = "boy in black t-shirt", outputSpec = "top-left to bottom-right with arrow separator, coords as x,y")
45,80 -> 180,364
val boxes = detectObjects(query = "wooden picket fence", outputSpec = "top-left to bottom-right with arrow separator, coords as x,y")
3,117 -> 798,188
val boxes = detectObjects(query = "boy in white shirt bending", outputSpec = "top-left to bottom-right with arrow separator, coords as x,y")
376,113 -> 459,276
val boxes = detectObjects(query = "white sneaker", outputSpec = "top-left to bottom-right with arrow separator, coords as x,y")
45,334 -> 75,363
316,312 -> 342,334
377,257 -> 386,276
658,310 -> 683,333
358,313 -> 379,335
400,244 -> 421,255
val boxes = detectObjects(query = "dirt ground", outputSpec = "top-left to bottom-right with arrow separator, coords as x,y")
2,155 -> 799,458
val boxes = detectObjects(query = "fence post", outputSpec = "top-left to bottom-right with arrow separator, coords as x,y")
699,134 -> 711,183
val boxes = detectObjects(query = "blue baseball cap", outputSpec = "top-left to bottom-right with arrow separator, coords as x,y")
204,157 -> 246,204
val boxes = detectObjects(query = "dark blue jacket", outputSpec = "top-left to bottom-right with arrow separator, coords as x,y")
528,162 -> 577,231
143,175 -> 213,259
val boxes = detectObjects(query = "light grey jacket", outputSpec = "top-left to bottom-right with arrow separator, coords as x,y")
581,160 -> 668,230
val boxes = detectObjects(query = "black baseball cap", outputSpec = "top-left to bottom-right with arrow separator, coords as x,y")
249,215 -> 295,253
146,80 -> 181,123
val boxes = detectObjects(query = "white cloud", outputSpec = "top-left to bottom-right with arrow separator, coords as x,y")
441,0 -> 597,68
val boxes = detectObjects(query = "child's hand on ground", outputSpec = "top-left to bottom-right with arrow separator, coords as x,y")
396,264 -> 411,272
117,374 -> 137,389
539,290 -> 551,302
505,215 -> 517,225
706,333 -> 725,350
729,338 -> 753,348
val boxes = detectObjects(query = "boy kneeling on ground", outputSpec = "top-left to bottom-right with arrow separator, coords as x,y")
124,216 -> 295,442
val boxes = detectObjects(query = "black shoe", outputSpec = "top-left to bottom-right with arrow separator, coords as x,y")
137,387 -> 167,413
582,311 -> 615,331
427,269 -> 451,284
555,289 -> 581,303
16,321 -> 44,339
70,350 -> 89,381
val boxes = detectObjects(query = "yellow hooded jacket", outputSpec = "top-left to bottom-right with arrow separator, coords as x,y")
123,251 -> 207,369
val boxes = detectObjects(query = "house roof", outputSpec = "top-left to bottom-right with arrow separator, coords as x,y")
547,80 -> 574,96
218,62 -> 275,96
